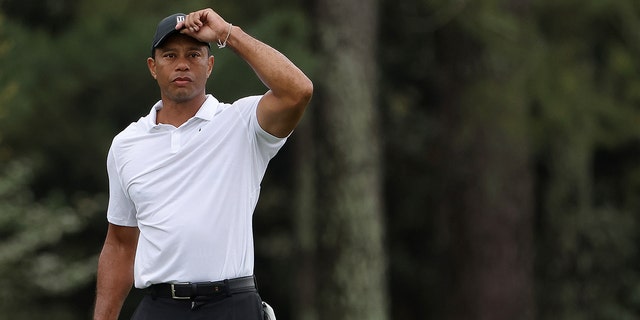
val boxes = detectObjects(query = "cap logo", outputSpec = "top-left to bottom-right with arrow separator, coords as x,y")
176,16 -> 185,24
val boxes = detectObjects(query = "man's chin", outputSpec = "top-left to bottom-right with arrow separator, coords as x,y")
166,91 -> 200,104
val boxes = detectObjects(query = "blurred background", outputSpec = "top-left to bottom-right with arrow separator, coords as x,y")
1,0 -> 640,319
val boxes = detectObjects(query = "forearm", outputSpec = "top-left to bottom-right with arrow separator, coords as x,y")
179,8 -> 312,136
93,243 -> 135,320
226,25 -> 313,105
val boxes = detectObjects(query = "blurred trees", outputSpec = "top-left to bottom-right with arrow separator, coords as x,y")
0,160 -> 100,319
308,0 -> 388,319
431,1 -> 536,318
530,1 -> 640,318
1,0 -> 640,319
379,0 -> 640,319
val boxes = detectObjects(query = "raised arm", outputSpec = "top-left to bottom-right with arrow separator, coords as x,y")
178,8 -> 313,137
93,224 -> 139,320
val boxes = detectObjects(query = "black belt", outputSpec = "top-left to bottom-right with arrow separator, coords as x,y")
146,275 -> 257,300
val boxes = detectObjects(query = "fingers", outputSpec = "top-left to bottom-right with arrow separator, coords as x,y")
176,9 -> 213,32
173,8 -> 225,43
186,12 -> 205,32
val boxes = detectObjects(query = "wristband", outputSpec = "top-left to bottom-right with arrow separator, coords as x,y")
217,23 -> 232,49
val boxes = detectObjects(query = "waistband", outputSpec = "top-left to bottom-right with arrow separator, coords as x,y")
146,275 -> 257,300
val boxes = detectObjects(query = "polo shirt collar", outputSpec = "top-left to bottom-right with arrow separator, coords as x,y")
193,95 -> 220,121
146,95 -> 220,131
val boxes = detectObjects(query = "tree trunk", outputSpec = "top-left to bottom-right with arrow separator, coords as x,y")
434,3 -> 535,320
292,116 -> 319,320
308,0 -> 388,319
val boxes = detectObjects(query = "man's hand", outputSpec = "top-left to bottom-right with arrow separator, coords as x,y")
176,8 -> 229,45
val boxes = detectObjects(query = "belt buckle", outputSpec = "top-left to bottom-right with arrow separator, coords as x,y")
170,283 -> 191,300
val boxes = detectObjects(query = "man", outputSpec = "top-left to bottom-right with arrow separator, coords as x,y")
93,7 -> 312,320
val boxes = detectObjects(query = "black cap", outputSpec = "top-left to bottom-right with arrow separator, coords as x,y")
151,13 -> 210,56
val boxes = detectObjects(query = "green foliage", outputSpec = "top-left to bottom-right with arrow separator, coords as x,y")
530,1 -> 640,318
0,159 -> 103,320
381,0 -> 640,319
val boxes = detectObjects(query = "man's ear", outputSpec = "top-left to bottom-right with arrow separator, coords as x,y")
207,55 -> 214,78
147,57 -> 157,79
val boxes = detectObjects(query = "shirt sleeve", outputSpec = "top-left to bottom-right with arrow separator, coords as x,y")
106,144 -> 138,227
233,95 -> 288,160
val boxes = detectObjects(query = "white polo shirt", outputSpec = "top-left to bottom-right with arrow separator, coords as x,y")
106,94 -> 286,288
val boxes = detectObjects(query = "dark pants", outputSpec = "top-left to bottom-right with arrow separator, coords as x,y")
131,291 -> 264,320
